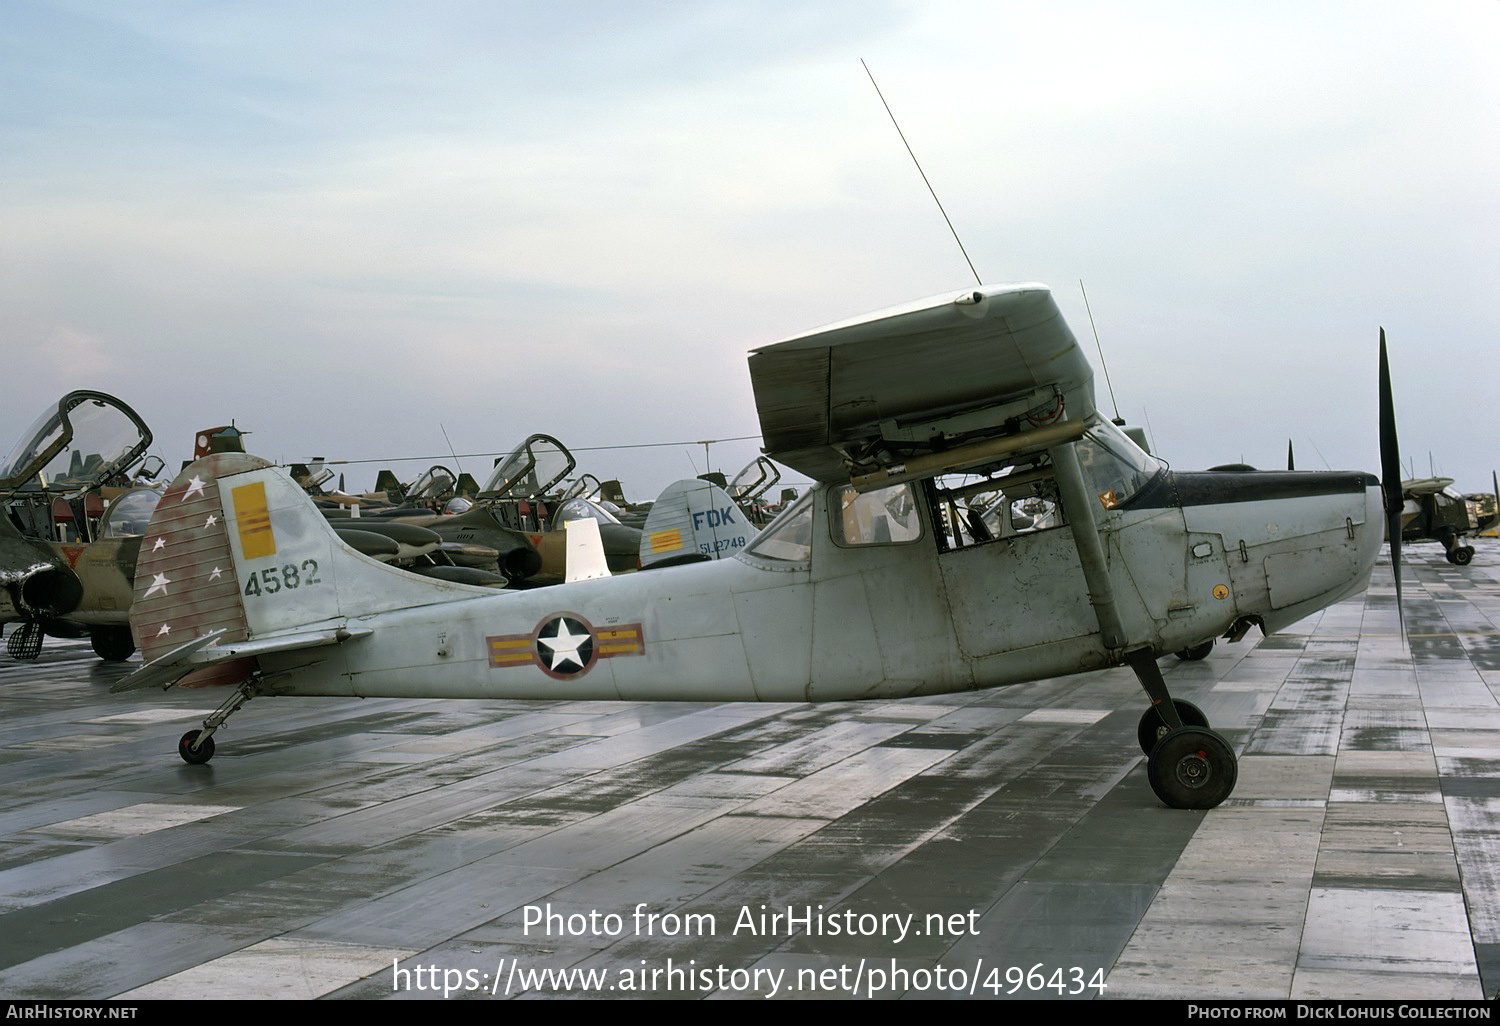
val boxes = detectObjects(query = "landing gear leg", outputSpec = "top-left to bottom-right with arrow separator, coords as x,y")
178,679 -> 259,765
1125,648 -> 1237,810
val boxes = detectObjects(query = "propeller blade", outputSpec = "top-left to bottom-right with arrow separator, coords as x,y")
1378,328 -> 1405,643
1287,439 -> 1295,472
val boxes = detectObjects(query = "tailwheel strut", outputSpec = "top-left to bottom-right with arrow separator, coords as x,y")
178,679 -> 260,765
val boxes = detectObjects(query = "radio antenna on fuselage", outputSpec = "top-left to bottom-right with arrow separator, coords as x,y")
862,59 -> 982,287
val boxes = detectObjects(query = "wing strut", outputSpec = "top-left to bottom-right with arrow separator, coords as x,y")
1049,437 -> 1126,650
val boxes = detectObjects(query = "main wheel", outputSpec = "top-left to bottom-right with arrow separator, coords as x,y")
1147,727 -> 1237,810
1175,640 -> 1214,661
90,626 -> 136,662
1137,699 -> 1209,755
1451,546 -> 1474,566
179,729 -> 216,765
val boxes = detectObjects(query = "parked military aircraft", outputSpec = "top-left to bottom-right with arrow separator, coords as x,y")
114,284 -> 1390,811
1,391 -> 159,661
1398,477 -> 1481,565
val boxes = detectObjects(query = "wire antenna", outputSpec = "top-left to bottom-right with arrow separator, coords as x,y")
439,423 -> 465,475
1079,280 -> 1122,422
862,59 -> 982,286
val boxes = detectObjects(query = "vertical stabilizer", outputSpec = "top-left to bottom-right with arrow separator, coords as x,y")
131,454 -> 504,680
640,480 -> 758,567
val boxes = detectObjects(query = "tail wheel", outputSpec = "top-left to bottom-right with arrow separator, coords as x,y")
1147,727 -> 1237,810
1450,546 -> 1474,566
1137,699 -> 1209,755
179,730 -> 216,765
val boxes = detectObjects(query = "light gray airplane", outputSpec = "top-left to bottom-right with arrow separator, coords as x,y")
113,283 -> 1390,811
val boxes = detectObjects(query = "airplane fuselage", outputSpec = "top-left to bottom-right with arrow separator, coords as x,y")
236,468 -> 1381,704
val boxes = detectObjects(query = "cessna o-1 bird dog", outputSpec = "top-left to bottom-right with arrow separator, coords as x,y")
116,283 -> 1390,811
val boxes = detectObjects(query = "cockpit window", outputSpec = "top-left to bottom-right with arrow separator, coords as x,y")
1076,418 -> 1164,510
833,483 -> 922,546
745,488 -> 815,562
99,487 -> 163,538
554,498 -> 621,526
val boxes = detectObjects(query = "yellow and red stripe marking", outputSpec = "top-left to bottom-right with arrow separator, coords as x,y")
232,481 -> 277,560
648,528 -> 682,553
486,616 -> 646,673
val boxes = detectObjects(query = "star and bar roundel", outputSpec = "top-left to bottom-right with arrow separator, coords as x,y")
486,613 -> 645,680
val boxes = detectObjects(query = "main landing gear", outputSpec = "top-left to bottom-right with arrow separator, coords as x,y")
1439,529 -> 1476,566
1124,649 -> 1238,810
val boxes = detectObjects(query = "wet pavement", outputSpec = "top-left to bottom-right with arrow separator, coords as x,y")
0,543 -> 1496,1000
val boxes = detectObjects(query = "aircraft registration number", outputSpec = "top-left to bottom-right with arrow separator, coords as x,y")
243,560 -> 322,598
698,537 -> 745,555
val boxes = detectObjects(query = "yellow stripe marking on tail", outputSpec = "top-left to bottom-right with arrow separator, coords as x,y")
649,528 -> 682,553
232,481 -> 277,560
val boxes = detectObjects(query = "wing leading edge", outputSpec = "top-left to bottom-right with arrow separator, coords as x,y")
749,284 -> 1095,483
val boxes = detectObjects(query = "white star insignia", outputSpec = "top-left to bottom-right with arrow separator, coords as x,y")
143,572 -> 170,597
156,624 -> 171,636
538,620 -> 591,672
204,514 -> 218,528
209,567 -> 223,581
153,537 -> 166,551
183,475 -> 206,500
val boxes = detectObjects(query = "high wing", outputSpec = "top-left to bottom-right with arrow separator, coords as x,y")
748,284 -> 1094,483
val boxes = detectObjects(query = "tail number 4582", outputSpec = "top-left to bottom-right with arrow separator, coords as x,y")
243,560 -> 322,598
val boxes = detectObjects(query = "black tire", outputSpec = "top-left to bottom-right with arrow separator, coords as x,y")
1175,640 -> 1214,661
179,729 -> 215,765
1137,699 -> 1209,755
90,627 -> 136,662
1452,546 -> 1474,566
1147,727 -> 1237,810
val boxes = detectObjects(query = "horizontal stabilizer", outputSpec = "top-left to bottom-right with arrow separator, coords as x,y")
111,626 -> 372,693
749,284 -> 1094,482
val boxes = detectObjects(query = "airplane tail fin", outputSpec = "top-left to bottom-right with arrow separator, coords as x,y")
373,469 -> 404,500
129,453 -> 495,676
639,479 -> 758,568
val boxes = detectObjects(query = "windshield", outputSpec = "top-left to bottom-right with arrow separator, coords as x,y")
408,466 -> 458,500
0,392 -> 152,493
99,487 -> 164,537
1076,417 -> 1165,509
554,497 -> 621,526
745,487 -> 816,562
480,434 -> 575,498
729,457 -> 780,502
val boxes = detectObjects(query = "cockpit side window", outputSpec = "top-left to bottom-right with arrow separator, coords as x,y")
832,483 -> 923,546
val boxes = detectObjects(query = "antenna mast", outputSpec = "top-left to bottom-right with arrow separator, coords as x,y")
862,59 -> 982,286
1079,279 -> 1122,423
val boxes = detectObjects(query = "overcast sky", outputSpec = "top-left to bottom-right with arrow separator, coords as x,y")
3,0 -> 1497,499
